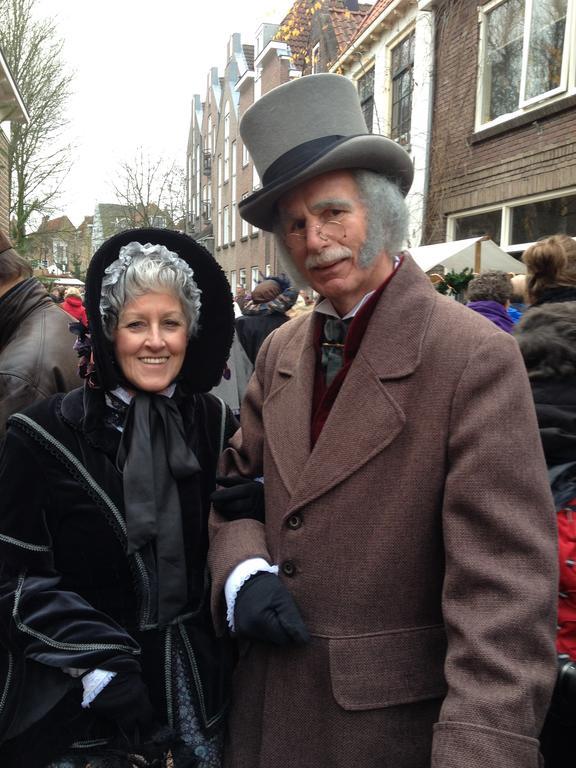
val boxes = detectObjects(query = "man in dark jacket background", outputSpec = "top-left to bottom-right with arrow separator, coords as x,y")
235,275 -> 298,365
0,228 -> 79,436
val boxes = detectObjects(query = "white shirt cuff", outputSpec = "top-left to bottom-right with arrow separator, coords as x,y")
225,557 -> 278,631
80,669 -> 117,708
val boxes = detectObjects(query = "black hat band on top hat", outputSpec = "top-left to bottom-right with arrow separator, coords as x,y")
262,135 -> 347,187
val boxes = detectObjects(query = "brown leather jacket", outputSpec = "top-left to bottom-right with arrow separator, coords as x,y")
0,278 -> 79,437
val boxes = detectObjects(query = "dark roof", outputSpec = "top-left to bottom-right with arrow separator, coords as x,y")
243,44 -> 255,71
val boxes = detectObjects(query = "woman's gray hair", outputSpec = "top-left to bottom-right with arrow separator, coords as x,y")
272,170 -> 409,287
99,241 -> 202,340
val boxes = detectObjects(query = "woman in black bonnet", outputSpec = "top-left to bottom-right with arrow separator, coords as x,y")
0,229 -> 238,768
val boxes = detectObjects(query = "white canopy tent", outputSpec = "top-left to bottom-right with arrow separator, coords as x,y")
409,237 -> 526,275
51,277 -> 85,286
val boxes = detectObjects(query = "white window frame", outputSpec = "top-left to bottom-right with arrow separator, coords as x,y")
241,193 -> 250,238
476,0 -> 576,130
447,185 -> 576,251
223,101 -> 230,182
222,205 -> 230,246
251,266 -> 260,289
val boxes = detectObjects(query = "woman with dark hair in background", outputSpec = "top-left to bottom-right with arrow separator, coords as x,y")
515,301 -> 576,768
0,229 -> 237,768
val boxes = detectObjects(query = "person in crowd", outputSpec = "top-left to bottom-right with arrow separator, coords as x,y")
0,229 -> 238,768
233,285 -> 247,313
50,286 -> 65,303
208,73 -> 558,768
0,228 -> 79,438
465,270 -> 514,332
522,234 -> 576,307
508,273 -> 528,323
60,285 -> 89,327
235,275 -> 298,365
514,302 -> 576,767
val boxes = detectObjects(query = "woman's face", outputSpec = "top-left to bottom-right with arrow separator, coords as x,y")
113,291 -> 188,393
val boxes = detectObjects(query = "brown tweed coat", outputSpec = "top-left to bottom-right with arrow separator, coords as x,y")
209,254 -> 558,768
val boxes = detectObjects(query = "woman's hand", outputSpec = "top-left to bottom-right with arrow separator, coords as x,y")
211,475 -> 265,522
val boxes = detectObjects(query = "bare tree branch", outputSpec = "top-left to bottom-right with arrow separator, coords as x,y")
111,148 -> 187,229
0,0 -> 74,251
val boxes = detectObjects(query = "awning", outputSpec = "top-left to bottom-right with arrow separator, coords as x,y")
409,237 -> 526,275
51,277 -> 85,286
0,47 -> 29,123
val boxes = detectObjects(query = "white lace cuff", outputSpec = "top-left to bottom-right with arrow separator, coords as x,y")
81,669 -> 117,708
225,557 -> 279,631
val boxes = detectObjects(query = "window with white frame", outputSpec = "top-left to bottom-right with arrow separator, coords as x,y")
252,164 -> 260,191
231,141 -> 237,243
223,101 -> 230,182
477,0 -> 574,127
391,31 -> 415,147
265,263 -> 271,277
230,269 -> 237,294
207,115 -> 213,152
449,188 -> 576,251
312,43 -> 320,74
251,266 -> 260,289
241,193 -> 250,237
223,206 -> 230,246
357,67 -> 375,132
239,268 -> 247,288
242,142 -> 249,166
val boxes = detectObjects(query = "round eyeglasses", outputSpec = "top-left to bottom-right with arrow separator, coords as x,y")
285,220 -> 346,248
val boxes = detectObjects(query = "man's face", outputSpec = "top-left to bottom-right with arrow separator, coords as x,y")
278,170 -> 393,315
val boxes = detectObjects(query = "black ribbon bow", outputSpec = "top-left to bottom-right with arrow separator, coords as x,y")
117,393 -> 201,625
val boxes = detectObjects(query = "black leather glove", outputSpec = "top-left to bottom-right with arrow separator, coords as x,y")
211,475 -> 265,522
234,571 -> 310,646
89,671 -> 158,736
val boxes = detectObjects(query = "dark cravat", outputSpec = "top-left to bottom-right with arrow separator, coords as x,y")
321,316 -> 351,386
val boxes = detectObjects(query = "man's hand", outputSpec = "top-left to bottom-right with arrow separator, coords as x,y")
234,571 -> 310,645
211,475 -> 265,523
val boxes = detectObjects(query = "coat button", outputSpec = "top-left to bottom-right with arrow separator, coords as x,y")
287,514 -> 302,530
282,560 -> 295,577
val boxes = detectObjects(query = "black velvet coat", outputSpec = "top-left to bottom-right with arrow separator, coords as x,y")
0,385 -> 237,765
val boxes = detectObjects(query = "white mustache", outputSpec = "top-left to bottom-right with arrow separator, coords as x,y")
305,246 -> 353,270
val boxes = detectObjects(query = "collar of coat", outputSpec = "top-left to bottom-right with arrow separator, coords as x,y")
277,253 -> 437,382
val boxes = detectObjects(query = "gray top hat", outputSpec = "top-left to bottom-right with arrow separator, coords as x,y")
239,73 -> 414,232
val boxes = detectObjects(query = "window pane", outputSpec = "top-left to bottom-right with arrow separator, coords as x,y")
483,0 -> 525,121
391,33 -> 414,146
511,194 -> 576,243
454,211 -> 502,244
358,68 -> 375,132
525,0 -> 567,99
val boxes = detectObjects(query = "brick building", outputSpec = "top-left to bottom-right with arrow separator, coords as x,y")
186,0 -> 370,295
425,0 -> 576,254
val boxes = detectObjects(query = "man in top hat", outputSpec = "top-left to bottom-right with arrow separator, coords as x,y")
208,74 -> 557,768
0,228 -> 78,436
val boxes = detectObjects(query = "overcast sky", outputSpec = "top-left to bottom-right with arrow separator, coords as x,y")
35,0 -> 293,226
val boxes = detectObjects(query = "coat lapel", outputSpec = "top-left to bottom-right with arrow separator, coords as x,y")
263,315 -> 316,495
264,255 -> 437,512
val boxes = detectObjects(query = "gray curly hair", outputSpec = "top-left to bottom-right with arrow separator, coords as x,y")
99,241 -> 202,340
